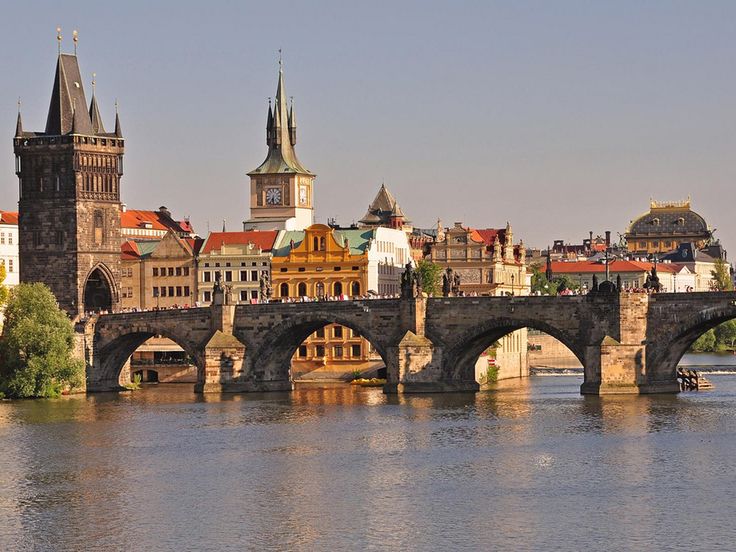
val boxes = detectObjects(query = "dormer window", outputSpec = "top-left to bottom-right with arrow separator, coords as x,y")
652,218 -> 660,226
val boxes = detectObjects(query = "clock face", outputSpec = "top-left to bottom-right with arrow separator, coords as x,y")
266,187 -> 282,205
299,185 -> 308,206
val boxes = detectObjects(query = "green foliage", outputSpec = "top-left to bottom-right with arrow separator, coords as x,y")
530,265 -> 554,295
416,259 -> 443,296
690,329 -> 716,352
0,283 -> 84,398
552,275 -> 579,294
710,258 -> 733,291
0,263 -> 7,308
714,320 -> 736,349
125,373 -> 142,390
351,368 -> 362,381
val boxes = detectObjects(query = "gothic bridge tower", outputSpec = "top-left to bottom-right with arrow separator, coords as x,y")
244,59 -> 315,231
14,32 -> 124,316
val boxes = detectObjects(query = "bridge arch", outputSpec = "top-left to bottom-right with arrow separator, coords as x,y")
250,311 -> 392,383
647,304 -> 736,383
437,316 -> 585,382
91,321 -> 205,391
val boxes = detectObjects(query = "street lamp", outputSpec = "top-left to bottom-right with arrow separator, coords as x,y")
511,273 -> 515,296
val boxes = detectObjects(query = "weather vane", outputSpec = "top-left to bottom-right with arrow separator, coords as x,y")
92,72 -> 96,94
57,27 -> 62,54
73,30 -> 78,54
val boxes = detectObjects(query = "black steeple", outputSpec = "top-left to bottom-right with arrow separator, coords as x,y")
114,102 -> 123,137
45,54 -> 94,135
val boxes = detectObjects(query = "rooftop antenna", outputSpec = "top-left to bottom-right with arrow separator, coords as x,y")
72,29 -> 78,55
56,27 -> 62,55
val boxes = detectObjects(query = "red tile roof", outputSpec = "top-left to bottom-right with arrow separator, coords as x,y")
121,240 -> 140,260
201,231 -> 278,255
474,228 -> 506,246
550,260 -> 680,274
0,211 -> 18,225
121,209 -> 191,234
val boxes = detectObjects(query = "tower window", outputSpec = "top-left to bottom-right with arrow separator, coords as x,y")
93,210 -> 104,245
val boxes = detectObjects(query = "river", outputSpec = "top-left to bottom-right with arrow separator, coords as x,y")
2,373 -> 736,550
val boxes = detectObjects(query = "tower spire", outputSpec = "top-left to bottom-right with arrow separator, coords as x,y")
114,99 -> 123,137
15,98 -> 23,138
89,73 -> 105,134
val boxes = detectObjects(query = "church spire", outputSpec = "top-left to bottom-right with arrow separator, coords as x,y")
88,73 -> 106,134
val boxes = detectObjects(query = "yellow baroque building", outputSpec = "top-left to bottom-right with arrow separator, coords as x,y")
271,224 -> 404,381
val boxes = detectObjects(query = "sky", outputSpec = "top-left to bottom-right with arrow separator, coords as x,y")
2,1 -> 736,251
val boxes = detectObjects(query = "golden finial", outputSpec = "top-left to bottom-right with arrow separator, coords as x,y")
57,27 -> 62,54
92,72 -> 96,94
73,30 -> 78,54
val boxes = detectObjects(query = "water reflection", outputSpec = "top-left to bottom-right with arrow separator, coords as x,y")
1,377 -> 736,550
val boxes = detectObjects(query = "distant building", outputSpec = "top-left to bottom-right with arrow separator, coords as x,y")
197,231 -> 277,304
359,183 -> 412,232
120,206 -> 194,241
625,198 -> 712,254
549,259 -> 696,292
244,64 -> 314,231
0,211 -> 19,289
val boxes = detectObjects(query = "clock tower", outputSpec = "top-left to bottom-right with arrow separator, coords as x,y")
244,62 -> 315,231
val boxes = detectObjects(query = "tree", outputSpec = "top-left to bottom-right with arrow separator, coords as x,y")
530,265 -> 554,295
714,320 -> 736,350
690,329 -> 716,352
416,260 -> 443,296
0,263 -> 7,309
710,258 -> 733,291
0,283 -> 84,398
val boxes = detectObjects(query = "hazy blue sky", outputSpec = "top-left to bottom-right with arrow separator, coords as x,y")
2,1 -> 736,250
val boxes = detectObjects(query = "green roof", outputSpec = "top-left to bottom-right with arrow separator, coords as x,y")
135,240 -> 160,258
272,229 -> 375,257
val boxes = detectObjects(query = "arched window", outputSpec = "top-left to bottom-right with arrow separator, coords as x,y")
316,282 -> 325,298
320,237 -> 326,251
313,237 -> 319,251
351,281 -> 360,296
280,282 -> 289,297
298,282 -> 307,296
333,281 -> 343,296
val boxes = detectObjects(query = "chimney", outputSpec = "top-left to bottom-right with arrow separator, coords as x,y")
121,203 -> 127,213
589,231 -> 593,242
605,231 -> 611,247
158,205 -> 171,218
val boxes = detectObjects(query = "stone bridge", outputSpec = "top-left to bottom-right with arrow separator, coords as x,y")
80,291 -> 736,395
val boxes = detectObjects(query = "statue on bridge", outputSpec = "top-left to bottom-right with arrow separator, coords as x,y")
401,261 -> 422,299
442,267 -> 453,297
644,263 -> 661,293
259,271 -> 272,302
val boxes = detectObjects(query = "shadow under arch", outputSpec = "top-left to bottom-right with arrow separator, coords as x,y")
648,305 -> 736,381
92,327 -> 205,391
437,317 -> 585,382
83,263 -> 118,312
252,312 -> 391,382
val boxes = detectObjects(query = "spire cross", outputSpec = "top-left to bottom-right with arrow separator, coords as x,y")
73,30 -> 78,55
57,26 -> 62,54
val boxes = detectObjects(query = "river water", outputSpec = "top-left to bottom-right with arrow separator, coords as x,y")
2,373 -> 736,551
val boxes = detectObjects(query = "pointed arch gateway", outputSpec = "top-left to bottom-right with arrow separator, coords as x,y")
83,263 -> 117,312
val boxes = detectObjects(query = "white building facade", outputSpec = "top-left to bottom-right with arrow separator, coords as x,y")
366,227 -> 413,296
0,211 -> 19,289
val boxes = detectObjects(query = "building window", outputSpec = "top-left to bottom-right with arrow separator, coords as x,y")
280,267 -> 287,272
240,270 -> 248,281
251,270 -> 258,281
160,287 -> 167,297
93,210 -> 104,245
298,345 -> 308,358
280,282 -> 289,297
251,290 -> 258,299
153,267 -> 159,277
333,282 -> 343,295
176,267 -> 182,276
204,271 -> 211,282
8,259 -> 13,273
0,233 -> 4,244
184,286 -> 190,297
333,326 -> 343,338
315,345 -> 325,358
176,286 -> 182,296
334,267 -> 341,271
203,291 -> 211,302
240,290 -> 248,301
315,328 -> 325,338
168,267 -> 174,276
298,282 -> 307,296
351,282 -> 360,296
333,345 -> 343,358
7,233 -> 12,245
351,344 -> 361,358
183,267 -> 189,276
168,286 -> 174,296
225,271 -> 232,282
298,267 -> 305,272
